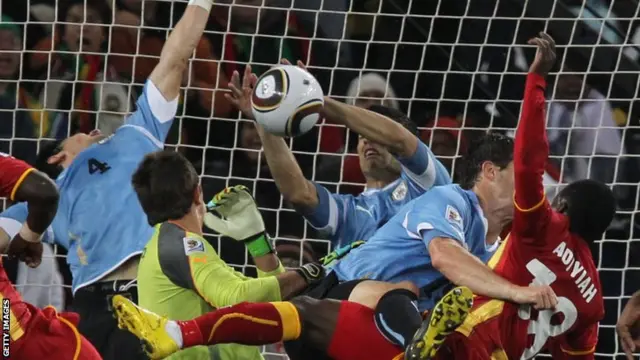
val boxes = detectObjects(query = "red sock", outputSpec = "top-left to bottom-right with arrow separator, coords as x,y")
177,302 -> 301,348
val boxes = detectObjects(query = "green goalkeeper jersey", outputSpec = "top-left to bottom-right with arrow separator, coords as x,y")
138,222 -> 285,360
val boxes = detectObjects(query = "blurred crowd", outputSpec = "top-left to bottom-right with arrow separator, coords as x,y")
1,0 -> 639,357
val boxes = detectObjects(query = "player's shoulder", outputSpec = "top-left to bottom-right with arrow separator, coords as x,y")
156,222 -> 213,260
134,80 -> 177,124
0,151 -> 31,172
415,184 -> 468,208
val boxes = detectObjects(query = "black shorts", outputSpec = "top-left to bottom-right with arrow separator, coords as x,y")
71,280 -> 149,360
303,272 -> 368,301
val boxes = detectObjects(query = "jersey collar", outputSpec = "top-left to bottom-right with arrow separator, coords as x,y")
361,177 -> 401,196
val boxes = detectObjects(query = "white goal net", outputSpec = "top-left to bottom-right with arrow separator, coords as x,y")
1,0 -> 639,359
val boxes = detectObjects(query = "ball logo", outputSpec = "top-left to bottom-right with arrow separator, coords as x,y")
256,75 -> 277,99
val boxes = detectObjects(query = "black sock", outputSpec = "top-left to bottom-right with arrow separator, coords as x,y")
373,289 -> 422,349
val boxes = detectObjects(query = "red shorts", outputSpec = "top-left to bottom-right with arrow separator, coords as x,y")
327,301 -> 403,360
10,305 -> 101,360
435,331 -> 494,360
434,303 -> 505,360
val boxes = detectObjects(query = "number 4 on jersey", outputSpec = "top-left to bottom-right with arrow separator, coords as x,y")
88,158 -> 111,175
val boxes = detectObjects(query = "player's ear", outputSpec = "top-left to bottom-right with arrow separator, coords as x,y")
47,151 -> 67,165
193,184 -> 203,205
480,161 -> 497,181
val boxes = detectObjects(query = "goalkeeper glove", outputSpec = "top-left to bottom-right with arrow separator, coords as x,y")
295,263 -> 325,286
203,185 -> 274,258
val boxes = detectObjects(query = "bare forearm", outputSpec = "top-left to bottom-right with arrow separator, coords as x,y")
256,125 -> 318,209
275,271 -> 309,300
15,172 -> 58,235
323,97 -> 416,157
431,240 -> 516,302
149,4 -> 210,100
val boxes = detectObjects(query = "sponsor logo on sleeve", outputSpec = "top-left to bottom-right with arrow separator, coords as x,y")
445,205 -> 463,228
183,237 -> 205,255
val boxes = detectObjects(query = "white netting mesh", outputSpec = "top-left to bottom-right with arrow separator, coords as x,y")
1,0 -> 639,358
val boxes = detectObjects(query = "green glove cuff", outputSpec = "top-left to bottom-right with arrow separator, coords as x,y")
245,233 -> 274,258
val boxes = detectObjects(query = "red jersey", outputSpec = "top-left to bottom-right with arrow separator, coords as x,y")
443,74 -> 604,360
0,152 -> 36,343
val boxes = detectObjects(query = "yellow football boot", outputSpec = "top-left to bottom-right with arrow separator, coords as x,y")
112,294 -> 180,359
404,286 -> 474,360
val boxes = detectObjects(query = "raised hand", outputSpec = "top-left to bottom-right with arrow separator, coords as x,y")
204,185 -> 265,242
528,32 -> 556,77
225,65 -> 258,119
617,291 -> 640,359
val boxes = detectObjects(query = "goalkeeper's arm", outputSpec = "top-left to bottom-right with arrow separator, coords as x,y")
185,249 -> 313,308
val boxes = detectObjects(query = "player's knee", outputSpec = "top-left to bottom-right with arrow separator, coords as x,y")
290,296 -> 340,351
395,281 -> 419,296
290,296 -> 321,319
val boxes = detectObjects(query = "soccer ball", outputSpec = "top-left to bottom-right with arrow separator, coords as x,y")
251,65 -> 324,137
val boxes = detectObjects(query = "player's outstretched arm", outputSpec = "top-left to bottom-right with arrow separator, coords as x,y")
0,157 -> 59,267
185,248 -> 319,308
148,0 -> 212,102
513,32 -> 556,237
429,237 -> 557,309
226,66 -> 320,212
282,59 -> 419,159
323,97 -> 417,157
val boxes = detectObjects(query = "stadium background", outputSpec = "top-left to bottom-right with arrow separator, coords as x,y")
0,0 -> 638,358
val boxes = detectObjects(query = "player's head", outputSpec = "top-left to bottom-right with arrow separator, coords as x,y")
47,130 -> 107,168
458,132 -> 514,216
552,179 -> 616,243
357,105 -> 418,183
132,150 -> 205,227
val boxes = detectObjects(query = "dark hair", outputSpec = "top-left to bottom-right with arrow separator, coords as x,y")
458,132 -> 514,189
35,141 -> 64,179
367,104 -> 418,136
132,150 -> 199,226
554,179 -> 616,243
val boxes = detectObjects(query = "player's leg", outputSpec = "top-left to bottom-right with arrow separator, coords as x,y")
347,280 -> 419,309
324,299 -> 405,360
71,280 -> 146,360
404,287 -> 474,360
113,294 -> 308,359
330,279 -> 424,351
11,306 -> 102,360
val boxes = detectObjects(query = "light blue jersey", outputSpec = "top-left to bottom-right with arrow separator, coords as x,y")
332,184 -> 500,310
0,81 -> 177,294
305,143 -> 451,247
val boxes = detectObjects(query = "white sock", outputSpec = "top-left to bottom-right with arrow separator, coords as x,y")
165,320 -> 184,348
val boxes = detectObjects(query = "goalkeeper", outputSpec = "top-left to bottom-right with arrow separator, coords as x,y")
132,150 -> 324,360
